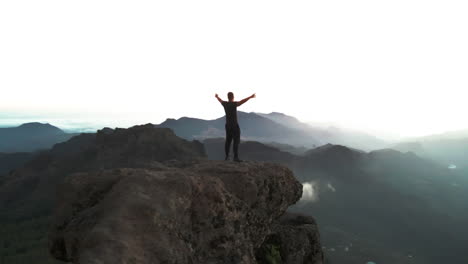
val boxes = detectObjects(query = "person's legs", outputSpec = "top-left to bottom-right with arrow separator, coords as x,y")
233,125 -> 241,161
225,125 -> 233,160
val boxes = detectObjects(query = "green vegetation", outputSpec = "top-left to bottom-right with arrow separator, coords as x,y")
263,243 -> 282,264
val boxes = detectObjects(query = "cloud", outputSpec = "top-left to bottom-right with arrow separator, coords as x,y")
301,181 -> 320,203
300,181 -> 338,203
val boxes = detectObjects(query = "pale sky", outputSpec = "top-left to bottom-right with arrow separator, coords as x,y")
1,1 -> 467,137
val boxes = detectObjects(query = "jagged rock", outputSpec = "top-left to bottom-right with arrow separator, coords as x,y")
0,125 -> 206,220
89,124 -> 206,168
256,213 -> 324,264
49,161 -> 303,264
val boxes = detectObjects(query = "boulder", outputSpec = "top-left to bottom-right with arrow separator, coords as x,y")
49,161 -> 303,264
256,213 -> 324,264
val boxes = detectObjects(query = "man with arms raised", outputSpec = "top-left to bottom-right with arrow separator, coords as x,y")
215,92 -> 256,162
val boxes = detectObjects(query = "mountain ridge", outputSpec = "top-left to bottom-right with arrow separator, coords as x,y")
0,122 -> 77,153
0,124 -> 324,264
159,111 -> 388,150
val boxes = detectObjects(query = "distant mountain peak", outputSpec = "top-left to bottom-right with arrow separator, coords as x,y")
302,144 -> 368,164
368,148 -> 426,163
158,111 -> 387,150
14,122 -> 64,134
0,122 -> 72,152
236,111 -> 264,119
19,122 -> 47,126
18,122 -> 56,128
257,111 -> 300,120
267,112 -> 287,116
305,144 -> 353,155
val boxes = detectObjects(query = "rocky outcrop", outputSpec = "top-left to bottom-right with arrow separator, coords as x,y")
0,125 -> 205,220
49,161 -> 308,264
89,125 -> 206,168
256,213 -> 324,264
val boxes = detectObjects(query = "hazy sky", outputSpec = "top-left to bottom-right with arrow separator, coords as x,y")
1,1 -> 467,137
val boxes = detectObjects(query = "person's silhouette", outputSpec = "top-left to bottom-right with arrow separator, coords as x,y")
215,92 -> 256,162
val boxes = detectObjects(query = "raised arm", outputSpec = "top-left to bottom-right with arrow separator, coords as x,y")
215,94 -> 225,104
237,93 -> 256,106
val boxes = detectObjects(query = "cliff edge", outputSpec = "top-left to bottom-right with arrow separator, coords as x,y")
46,125 -> 323,264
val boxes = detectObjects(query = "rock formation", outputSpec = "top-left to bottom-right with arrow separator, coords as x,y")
256,213 -> 323,264
0,124 -> 206,220
49,160 -> 320,264
0,123 -> 324,264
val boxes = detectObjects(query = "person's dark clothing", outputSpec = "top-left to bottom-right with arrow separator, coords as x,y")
225,123 -> 240,159
221,101 -> 238,127
221,101 -> 240,159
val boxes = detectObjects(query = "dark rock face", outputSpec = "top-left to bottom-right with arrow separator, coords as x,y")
256,213 -> 324,264
86,125 -> 206,169
0,152 -> 36,175
49,161 -> 304,264
0,124 -> 205,220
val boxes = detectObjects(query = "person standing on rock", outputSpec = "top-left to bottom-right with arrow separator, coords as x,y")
215,92 -> 256,162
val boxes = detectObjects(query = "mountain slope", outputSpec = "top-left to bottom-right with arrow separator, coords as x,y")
293,146 -> 468,264
393,138 -> 468,170
0,124 -> 206,220
0,123 -> 76,152
158,112 -> 321,147
0,152 -> 37,175
160,112 -> 388,151
0,125 -> 323,264
203,139 -> 468,264
0,125 -> 206,263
